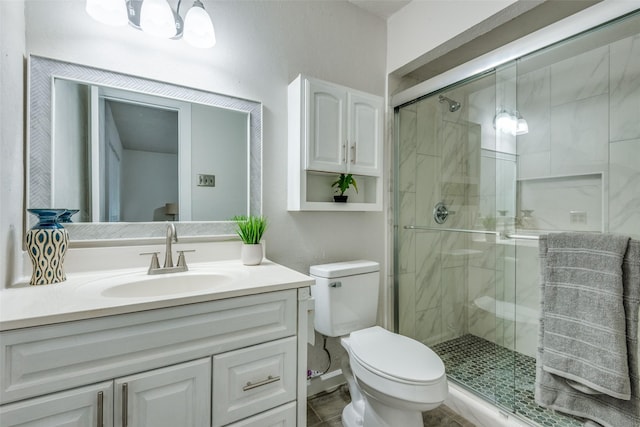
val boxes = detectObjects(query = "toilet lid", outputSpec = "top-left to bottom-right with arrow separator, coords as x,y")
349,326 -> 445,384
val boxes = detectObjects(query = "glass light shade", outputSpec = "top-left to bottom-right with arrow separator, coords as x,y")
183,4 -> 216,48
86,0 -> 128,26
494,111 -> 517,135
516,117 -> 529,135
140,0 -> 176,38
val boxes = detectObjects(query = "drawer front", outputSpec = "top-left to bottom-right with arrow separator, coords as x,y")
212,337 -> 297,427
225,402 -> 296,427
0,290 -> 296,404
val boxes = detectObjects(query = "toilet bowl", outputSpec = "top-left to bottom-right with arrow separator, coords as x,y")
341,326 -> 447,427
310,261 -> 448,427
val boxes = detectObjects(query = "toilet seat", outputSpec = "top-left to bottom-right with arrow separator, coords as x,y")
348,326 -> 446,385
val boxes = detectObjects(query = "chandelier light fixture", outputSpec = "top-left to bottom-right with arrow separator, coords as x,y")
86,0 -> 216,48
493,108 -> 529,136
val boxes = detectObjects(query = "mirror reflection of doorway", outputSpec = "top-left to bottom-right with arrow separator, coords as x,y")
102,99 -> 179,222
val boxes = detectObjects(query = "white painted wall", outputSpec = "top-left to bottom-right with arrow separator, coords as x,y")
18,0 -> 387,277
53,79 -> 89,218
387,0 -> 517,73
121,149 -> 178,222
191,105 -> 248,221
0,1 -> 26,288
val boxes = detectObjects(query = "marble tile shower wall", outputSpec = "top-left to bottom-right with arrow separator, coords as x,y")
398,93 -> 478,346
517,33 -> 640,238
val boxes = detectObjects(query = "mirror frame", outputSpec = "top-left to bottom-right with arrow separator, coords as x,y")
27,55 -> 262,242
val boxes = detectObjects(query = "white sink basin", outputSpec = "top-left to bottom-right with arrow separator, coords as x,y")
77,271 -> 237,299
101,273 -> 233,298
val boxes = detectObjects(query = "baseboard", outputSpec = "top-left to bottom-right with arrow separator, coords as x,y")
307,369 -> 346,398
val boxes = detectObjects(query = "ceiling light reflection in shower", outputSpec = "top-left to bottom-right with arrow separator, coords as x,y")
86,0 -> 216,48
493,109 -> 529,136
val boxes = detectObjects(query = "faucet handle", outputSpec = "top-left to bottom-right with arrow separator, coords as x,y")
140,252 -> 161,271
176,250 -> 195,269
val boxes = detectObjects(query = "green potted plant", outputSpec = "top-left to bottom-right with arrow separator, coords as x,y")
331,173 -> 358,202
233,215 -> 267,265
481,215 -> 497,243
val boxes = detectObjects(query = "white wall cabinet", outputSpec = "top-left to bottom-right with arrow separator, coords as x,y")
304,77 -> 382,176
288,74 -> 383,211
0,289 -> 309,427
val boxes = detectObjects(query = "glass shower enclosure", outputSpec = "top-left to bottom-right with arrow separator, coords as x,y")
394,10 -> 640,427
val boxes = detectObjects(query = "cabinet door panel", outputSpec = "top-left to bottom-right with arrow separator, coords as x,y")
115,358 -> 210,427
348,92 -> 382,176
305,79 -> 345,173
0,382 -> 112,427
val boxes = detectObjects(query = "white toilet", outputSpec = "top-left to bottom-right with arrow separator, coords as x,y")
310,260 -> 448,427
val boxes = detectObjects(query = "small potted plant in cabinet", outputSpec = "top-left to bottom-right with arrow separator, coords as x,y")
331,173 -> 358,202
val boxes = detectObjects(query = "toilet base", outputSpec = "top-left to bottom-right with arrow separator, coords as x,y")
342,402 -> 363,427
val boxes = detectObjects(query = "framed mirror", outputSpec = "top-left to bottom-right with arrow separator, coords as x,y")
27,55 -> 262,242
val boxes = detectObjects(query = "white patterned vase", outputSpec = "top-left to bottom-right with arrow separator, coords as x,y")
26,209 -> 69,285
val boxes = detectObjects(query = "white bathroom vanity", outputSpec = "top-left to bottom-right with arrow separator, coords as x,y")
0,253 -> 313,427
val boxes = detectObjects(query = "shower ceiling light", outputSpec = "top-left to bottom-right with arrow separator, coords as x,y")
85,0 -> 216,48
493,109 -> 529,136
515,112 -> 529,136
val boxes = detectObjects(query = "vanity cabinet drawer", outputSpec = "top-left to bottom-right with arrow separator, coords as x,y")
0,290 -> 296,405
212,337 -> 297,427
224,401 -> 296,427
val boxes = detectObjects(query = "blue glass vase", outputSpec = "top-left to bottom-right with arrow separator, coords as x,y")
58,209 -> 80,223
26,209 -> 69,285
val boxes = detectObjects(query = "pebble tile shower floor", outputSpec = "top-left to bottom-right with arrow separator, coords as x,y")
432,334 -> 582,427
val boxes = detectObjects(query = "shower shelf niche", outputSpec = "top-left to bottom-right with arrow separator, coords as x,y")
516,172 -> 604,233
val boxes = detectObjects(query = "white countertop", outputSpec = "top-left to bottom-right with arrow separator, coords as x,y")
0,259 -> 314,331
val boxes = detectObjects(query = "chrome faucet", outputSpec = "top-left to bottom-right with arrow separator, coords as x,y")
164,223 -> 178,268
140,223 -> 194,275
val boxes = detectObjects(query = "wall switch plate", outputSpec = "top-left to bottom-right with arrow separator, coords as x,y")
570,210 -> 587,225
197,174 -> 215,187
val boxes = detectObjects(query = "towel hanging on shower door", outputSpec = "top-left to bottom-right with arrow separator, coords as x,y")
535,234 -> 640,427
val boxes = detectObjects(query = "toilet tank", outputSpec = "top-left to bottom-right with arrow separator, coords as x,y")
309,260 -> 380,337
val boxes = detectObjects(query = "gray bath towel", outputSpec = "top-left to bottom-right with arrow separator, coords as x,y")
535,235 -> 640,427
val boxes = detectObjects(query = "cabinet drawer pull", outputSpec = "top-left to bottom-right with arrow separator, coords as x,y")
122,383 -> 128,427
243,375 -> 280,391
97,391 -> 104,427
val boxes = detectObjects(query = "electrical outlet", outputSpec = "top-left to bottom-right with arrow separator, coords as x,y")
197,174 -> 215,187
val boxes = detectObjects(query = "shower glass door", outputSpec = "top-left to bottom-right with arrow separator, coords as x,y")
395,66 -> 520,413
395,9 -> 640,427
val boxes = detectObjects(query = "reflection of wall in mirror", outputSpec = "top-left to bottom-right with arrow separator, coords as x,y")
191,105 -> 248,221
53,79 -> 89,221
